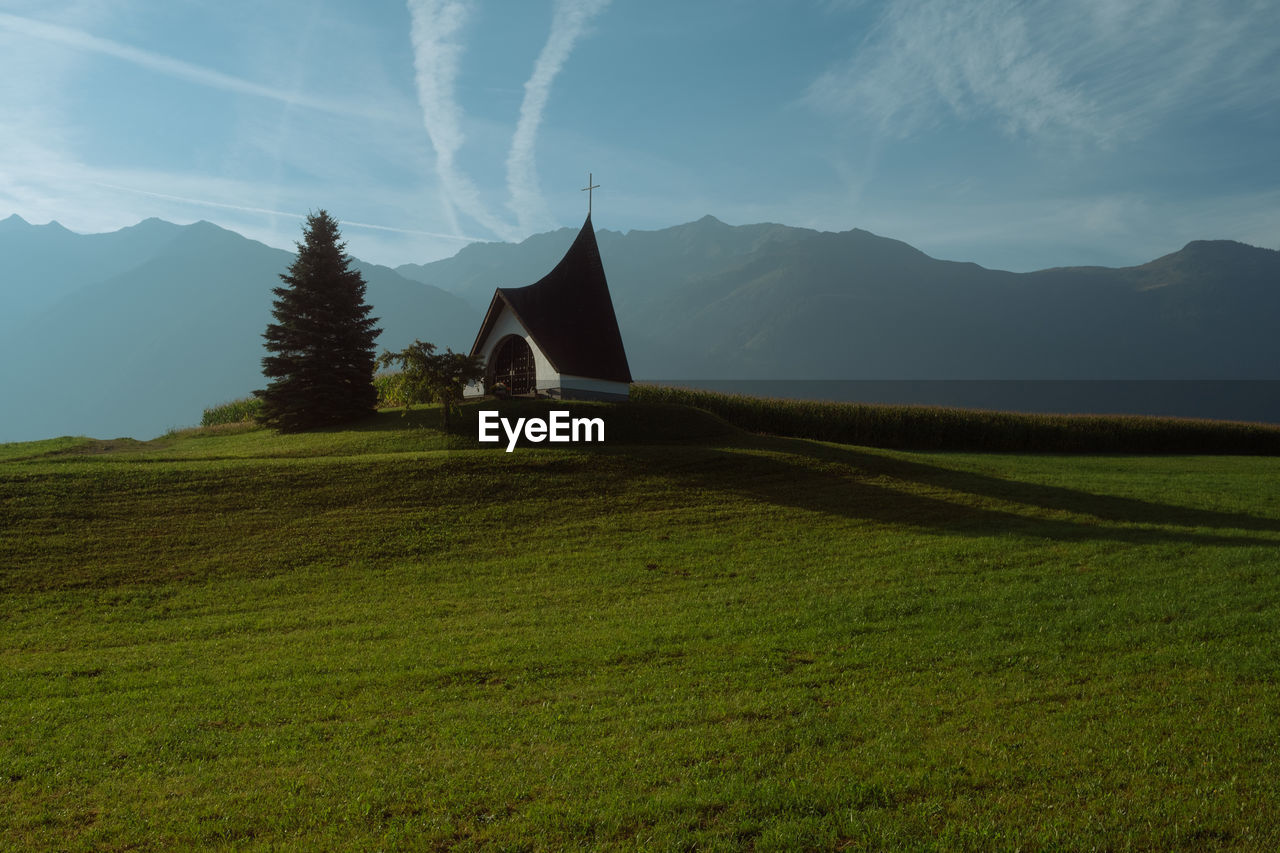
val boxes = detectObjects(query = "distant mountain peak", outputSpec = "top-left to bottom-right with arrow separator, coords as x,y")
114,217 -> 182,236
1179,238 -> 1274,255
0,213 -> 71,233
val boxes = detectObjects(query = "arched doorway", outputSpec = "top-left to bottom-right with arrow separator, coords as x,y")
490,335 -> 536,395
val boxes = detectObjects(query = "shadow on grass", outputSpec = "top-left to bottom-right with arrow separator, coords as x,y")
797,438 -> 1280,533
163,403 -> 1280,548
669,435 -> 1280,548
347,404 -> 1280,546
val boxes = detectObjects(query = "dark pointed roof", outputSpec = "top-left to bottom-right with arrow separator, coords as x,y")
470,214 -> 632,383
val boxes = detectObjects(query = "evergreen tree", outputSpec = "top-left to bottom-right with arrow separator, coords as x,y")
256,211 -> 381,432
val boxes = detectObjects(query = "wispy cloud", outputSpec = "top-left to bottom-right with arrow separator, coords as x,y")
89,181 -> 483,243
0,5 -> 468,262
406,0 -> 610,241
806,0 -> 1280,143
406,0 -> 519,241
506,0 -> 612,234
0,11 -> 408,125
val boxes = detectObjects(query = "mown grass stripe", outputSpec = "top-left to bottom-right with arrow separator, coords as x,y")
2,401 -> 1278,849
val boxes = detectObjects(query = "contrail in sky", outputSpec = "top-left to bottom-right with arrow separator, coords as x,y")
406,0 -> 519,241
406,0 -> 611,241
506,0 -> 612,234
0,11 -> 402,125
91,181 -> 484,241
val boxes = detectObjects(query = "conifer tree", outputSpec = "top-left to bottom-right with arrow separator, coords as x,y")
256,211 -> 381,431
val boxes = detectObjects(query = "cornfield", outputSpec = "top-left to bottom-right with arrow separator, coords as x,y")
200,396 -> 264,427
631,384 -> 1280,454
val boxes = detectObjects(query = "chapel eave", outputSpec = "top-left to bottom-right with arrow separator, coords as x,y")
469,214 -> 632,385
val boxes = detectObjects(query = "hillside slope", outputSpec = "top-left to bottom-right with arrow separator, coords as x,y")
2,409 -> 1278,849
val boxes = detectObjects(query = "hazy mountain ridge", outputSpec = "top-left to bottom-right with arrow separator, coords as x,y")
397,217 -> 1279,380
0,216 -> 477,441
395,215 -> 818,313
638,229 -> 1280,379
0,214 -> 184,329
1,213 -> 1276,441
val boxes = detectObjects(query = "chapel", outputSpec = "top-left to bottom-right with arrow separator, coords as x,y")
463,211 -> 632,401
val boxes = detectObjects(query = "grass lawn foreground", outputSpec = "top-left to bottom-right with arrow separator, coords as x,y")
2,399 -> 1279,850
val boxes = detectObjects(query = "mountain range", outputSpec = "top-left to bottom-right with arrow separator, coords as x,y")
0,214 -> 474,442
1,212 -> 1277,441
397,215 -> 1280,381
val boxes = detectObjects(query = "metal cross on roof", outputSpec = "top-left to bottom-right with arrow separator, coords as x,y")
581,172 -> 600,216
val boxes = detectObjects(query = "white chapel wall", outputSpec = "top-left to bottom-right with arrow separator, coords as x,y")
462,304 -> 559,397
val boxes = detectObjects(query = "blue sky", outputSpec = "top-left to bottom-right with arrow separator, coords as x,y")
1,0 -> 1277,271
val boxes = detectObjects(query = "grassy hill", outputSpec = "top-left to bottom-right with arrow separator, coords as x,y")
3,400 -> 1279,849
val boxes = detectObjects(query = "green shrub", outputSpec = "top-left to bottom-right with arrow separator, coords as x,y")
374,372 -> 422,409
201,396 -> 264,427
631,384 -> 1280,454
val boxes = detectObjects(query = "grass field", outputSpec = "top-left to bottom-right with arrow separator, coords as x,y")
3,400 -> 1279,850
